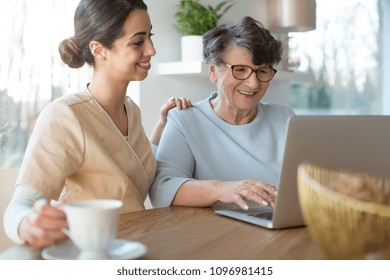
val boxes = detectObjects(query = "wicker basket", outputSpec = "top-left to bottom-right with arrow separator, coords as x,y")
298,162 -> 390,259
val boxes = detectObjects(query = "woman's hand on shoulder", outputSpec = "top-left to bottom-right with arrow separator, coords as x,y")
19,200 -> 68,248
150,97 -> 191,146
159,97 -> 192,124
215,179 -> 277,210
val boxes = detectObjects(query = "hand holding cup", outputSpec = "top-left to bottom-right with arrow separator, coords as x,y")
62,199 -> 123,260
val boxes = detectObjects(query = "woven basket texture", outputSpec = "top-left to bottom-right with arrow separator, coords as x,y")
298,163 -> 390,259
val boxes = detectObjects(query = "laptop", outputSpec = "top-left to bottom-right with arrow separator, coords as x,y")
215,115 -> 390,229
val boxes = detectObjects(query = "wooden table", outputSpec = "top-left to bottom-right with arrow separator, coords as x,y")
0,206 -> 326,260
116,206 -> 326,260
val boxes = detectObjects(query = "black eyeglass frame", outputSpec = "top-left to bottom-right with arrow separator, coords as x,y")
225,63 -> 277,82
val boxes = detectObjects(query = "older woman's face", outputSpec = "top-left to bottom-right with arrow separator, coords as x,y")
210,45 -> 270,121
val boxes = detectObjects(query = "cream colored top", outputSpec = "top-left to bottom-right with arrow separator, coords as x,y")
4,90 -> 156,243
18,90 -> 156,211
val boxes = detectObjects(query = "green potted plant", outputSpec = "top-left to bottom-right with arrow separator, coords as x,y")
174,0 -> 233,61
174,0 -> 233,36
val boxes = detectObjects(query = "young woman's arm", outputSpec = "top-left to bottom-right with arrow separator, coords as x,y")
149,97 -> 191,146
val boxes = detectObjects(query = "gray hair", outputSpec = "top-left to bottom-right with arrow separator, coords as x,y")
202,16 -> 282,67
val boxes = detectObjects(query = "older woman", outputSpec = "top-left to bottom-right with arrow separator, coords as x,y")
150,16 -> 295,210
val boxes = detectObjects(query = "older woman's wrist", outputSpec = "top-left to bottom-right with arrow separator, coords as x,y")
212,180 -> 226,202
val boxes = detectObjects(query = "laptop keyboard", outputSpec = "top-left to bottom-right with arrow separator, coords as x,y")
248,212 -> 273,221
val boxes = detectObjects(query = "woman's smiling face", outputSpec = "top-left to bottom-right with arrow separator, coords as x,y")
105,9 -> 156,83
210,44 -> 271,124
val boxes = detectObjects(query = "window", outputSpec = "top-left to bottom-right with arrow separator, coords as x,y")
288,0 -> 387,115
0,0 -> 89,168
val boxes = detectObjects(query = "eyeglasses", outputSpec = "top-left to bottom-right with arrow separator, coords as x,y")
225,64 -> 277,82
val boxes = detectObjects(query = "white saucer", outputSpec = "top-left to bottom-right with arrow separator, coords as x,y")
41,239 -> 147,260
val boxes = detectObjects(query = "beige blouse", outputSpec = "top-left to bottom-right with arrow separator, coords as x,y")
16,90 -> 156,214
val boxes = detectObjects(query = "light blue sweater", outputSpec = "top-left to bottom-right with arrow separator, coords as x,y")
149,95 -> 295,208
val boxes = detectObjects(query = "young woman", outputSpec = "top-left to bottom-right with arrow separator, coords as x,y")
4,0 -> 189,248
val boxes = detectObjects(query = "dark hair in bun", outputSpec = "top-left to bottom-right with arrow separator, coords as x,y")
58,37 -> 84,68
58,0 -> 147,68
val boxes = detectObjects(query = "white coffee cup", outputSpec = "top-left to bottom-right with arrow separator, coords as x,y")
62,199 -> 123,260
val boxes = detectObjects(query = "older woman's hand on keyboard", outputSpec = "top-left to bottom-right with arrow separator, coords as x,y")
215,179 -> 277,210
